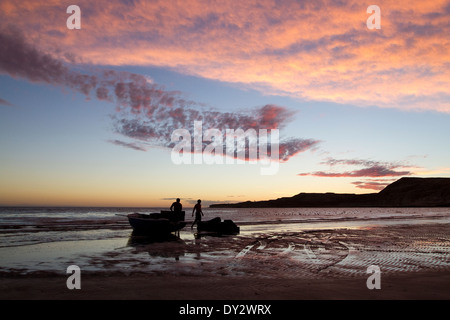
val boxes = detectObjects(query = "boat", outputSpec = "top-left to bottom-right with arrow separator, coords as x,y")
149,210 -> 185,222
127,211 -> 186,235
197,217 -> 240,235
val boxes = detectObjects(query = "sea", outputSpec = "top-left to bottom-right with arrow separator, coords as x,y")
0,206 -> 449,275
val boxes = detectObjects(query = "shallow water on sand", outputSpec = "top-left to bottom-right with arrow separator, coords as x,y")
0,207 -> 449,277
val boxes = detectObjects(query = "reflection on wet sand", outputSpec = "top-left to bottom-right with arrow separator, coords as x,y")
115,223 -> 450,280
0,214 -> 448,282
127,232 -> 186,261
1,208 -> 449,299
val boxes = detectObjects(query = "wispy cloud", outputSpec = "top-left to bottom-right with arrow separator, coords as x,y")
298,157 -> 416,191
351,179 -> 398,191
113,104 -> 320,161
0,27 -> 318,161
1,0 -> 448,112
298,158 -> 413,178
107,139 -> 147,152
298,167 -> 411,178
0,97 -> 14,107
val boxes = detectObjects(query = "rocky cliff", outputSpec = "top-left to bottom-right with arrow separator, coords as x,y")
210,177 -> 450,208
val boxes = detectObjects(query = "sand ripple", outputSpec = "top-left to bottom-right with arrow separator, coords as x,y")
71,223 -> 450,280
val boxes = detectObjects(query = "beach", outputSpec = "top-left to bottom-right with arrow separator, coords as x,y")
1,269 -> 449,300
0,207 -> 449,300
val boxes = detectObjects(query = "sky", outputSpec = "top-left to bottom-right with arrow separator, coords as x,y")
0,0 -> 449,207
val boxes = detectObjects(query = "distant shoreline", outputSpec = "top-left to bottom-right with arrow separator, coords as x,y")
210,177 -> 450,208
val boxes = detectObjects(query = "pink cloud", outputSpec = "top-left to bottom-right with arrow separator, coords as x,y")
298,158 -> 414,191
1,0 -> 448,112
0,27 -> 318,161
352,179 -> 397,191
279,138 -> 320,162
114,106 -> 320,161
298,158 -> 413,178
299,166 -> 410,178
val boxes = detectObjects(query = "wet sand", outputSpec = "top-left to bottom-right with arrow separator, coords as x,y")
1,270 -> 449,300
0,222 -> 449,300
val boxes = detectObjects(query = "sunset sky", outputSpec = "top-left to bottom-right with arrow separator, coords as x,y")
1,0 -> 449,207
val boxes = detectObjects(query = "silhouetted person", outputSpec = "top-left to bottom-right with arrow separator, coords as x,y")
170,198 -> 183,212
191,199 -> 204,229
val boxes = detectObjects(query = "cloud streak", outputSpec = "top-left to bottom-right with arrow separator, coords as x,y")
298,158 -> 415,191
351,179 -> 397,191
298,158 -> 413,178
0,98 -> 14,107
107,139 -> 147,152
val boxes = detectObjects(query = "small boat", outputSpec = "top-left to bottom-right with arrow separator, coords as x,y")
149,210 -> 185,222
197,217 -> 240,235
127,211 -> 186,235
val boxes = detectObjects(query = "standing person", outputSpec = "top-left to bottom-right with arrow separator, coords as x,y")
170,198 -> 182,212
191,199 -> 204,229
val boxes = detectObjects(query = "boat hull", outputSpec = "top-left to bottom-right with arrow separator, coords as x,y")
127,212 -> 186,235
